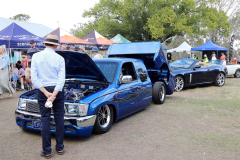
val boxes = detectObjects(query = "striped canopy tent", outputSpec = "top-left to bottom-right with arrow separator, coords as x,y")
44,28 -> 95,50
81,30 -> 114,50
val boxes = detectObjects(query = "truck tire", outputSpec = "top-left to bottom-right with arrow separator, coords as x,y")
93,105 -> 113,134
152,81 -> 166,104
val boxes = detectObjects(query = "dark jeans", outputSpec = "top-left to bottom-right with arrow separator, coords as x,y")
37,87 -> 65,155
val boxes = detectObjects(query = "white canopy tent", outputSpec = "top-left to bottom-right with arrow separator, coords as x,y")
167,41 -> 192,54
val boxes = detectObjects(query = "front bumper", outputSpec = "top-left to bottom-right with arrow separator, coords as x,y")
15,109 -> 96,138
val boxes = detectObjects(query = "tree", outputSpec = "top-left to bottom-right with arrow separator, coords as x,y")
9,14 -> 31,21
71,0 -> 230,43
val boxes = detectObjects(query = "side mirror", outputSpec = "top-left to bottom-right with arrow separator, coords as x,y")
195,65 -> 201,68
120,75 -> 133,84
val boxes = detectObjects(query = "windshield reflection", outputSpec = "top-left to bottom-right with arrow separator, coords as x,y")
209,60 -> 222,65
170,59 -> 196,69
95,62 -> 118,83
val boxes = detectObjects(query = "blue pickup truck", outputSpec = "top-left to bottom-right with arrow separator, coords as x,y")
15,41 -> 174,138
15,51 -> 152,138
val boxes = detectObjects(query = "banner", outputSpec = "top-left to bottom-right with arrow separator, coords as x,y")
229,35 -> 234,61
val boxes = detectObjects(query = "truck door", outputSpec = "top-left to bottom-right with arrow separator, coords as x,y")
133,61 -> 152,110
116,62 -> 144,118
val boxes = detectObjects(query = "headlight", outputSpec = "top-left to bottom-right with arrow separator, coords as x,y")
65,103 -> 89,116
66,104 -> 78,116
78,103 -> 89,116
18,99 -> 27,110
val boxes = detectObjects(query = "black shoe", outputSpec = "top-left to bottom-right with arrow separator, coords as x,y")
40,150 -> 52,159
56,150 -> 65,155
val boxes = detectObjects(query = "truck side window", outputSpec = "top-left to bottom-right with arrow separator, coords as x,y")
121,62 -> 137,81
136,62 -> 148,82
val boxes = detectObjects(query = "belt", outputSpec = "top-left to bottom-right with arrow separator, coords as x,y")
44,86 -> 55,89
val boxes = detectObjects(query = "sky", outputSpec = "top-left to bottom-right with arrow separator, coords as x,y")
0,0 -> 100,32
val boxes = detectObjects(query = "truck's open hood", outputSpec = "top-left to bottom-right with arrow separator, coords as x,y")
56,50 -> 108,85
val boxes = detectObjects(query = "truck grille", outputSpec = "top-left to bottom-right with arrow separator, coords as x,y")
26,100 -> 53,114
26,101 -> 40,113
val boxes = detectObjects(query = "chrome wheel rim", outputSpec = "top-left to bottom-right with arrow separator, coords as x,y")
236,70 -> 240,77
159,85 -> 165,101
217,73 -> 225,86
98,105 -> 110,128
175,76 -> 184,91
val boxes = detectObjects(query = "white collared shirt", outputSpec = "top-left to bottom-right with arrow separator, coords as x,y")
31,48 -> 65,91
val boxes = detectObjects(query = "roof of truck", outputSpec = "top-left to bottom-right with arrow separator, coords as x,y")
106,41 -> 162,55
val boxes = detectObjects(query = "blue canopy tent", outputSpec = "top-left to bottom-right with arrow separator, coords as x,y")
0,23 -> 45,49
191,40 -> 228,60
0,23 -> 46,83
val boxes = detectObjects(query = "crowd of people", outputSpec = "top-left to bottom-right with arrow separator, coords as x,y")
192,51 -> 227,64
0,39 -> 103,99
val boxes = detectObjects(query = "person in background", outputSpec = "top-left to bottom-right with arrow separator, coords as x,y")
56,45 -> 61,51
10,63 -> 25,91
70,46 -> 75,51
236,54 -> 240,64
203,54 -> 209,63
10,63 -> 18,90
21,52 -> 28,69
92,46 -> 103,59
78,46 -> 85,53
61,44 -> 67,50
212,53 -> 217,60
193,55 -> 198,60
25,40 -> 39,90
31,34 -> 65,158
0,45 -> 15,99
220,52 -> 226,65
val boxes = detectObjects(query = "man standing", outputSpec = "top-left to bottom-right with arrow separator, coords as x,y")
92,46 -> 103,59
31,35 -> 65,158
25,40 -> 39,89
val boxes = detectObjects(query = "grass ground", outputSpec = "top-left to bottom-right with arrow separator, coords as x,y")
0,78 -> 239,159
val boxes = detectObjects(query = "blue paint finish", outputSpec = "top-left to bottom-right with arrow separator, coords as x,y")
16,117 -> 93,138
16,58 -> 152,138
105,42 -> 175,95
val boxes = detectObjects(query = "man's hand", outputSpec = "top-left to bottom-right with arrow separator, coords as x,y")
44,91 -> 53,99
47,95 -> 56,103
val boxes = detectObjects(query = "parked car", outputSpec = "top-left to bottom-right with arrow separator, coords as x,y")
170,58 -> 228,92
210,60 -> 240,78
106,41 -> 175,104
15,51 -> 153,138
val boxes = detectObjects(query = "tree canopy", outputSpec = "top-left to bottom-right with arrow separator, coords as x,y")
71,0 -> 230,43
10,14 -> 31,21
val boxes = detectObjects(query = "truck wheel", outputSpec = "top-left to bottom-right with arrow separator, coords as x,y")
152,82 -> 166,104
234,69 -> 240,78
93,105 -> 113,134
215,72 -> 225,86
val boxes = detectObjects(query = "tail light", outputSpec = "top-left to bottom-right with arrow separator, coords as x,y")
224,67 -> 227,72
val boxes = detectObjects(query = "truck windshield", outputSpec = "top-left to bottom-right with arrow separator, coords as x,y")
95,62 -> 118,83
